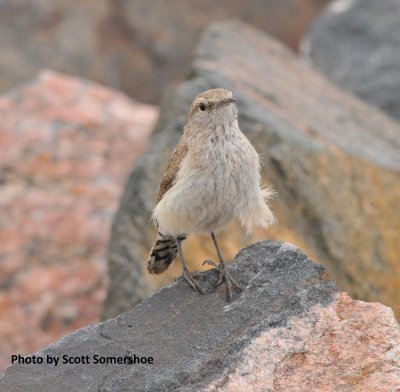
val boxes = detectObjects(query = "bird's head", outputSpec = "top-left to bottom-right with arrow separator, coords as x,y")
188,88 -> 238,128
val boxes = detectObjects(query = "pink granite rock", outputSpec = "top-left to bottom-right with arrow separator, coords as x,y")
209,292 -> 400,392
0,70 -> 158,372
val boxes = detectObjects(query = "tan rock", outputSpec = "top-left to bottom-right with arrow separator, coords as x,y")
104,21 -> 400,322
0,70 -> 158,372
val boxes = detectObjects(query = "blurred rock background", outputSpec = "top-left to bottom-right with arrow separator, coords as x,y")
0,0 -> 330,104
301,0 -> 400,120
1,0 -> 400,375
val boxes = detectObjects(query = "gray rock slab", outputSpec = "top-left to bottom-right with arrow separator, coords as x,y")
301,0 -> 400,120
0,241 -> 337,392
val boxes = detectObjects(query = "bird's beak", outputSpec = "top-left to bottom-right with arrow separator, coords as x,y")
220,97 -> 236,106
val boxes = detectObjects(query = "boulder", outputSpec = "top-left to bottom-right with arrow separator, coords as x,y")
0,0 -> 330,103
0,70 -> 158,372
103,20 -> 400,321
301,0 -> 400,120
1,241 -> 399,391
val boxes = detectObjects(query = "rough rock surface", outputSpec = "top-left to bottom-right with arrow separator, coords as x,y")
0,71 -> 158,372
1,241 -> 399,391
0,0 -> 330,103
103,20 -> 400,321
301,0 -> 400,120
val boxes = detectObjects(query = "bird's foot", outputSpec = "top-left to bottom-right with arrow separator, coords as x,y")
202,259 -> 241,301
176,269 -> 205,294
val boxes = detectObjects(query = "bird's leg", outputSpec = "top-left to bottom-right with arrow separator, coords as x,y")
203,232 -> 241,300
176,237 -> 204,293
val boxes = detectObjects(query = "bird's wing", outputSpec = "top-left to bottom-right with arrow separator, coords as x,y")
156,137 -> 188,203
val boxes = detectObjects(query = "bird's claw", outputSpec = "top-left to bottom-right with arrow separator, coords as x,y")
177,269 -> 205,294
203,259 -> 241,301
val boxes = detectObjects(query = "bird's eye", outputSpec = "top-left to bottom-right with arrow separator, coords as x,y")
199,102 -> 206,112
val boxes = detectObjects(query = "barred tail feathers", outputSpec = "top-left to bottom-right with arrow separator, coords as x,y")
147,233 -> 185,274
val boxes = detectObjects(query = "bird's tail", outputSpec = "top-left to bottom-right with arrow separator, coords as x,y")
147,233 -> 185,274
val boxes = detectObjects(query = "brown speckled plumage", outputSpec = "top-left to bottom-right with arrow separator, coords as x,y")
156,138 -> 188,203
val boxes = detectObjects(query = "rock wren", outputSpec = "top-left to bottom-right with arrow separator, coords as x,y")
148,88 -> 275,299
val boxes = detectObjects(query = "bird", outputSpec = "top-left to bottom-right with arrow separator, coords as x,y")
147,88 -> 275,300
